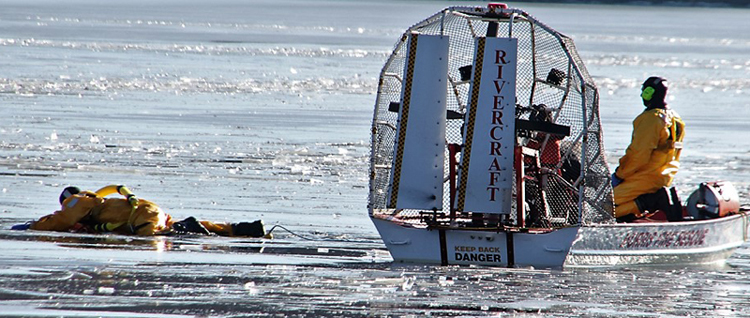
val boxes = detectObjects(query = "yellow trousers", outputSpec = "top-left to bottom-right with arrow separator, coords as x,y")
613,176 -> 665,218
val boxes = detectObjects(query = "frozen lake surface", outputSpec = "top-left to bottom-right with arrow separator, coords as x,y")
2,0 -> 750,316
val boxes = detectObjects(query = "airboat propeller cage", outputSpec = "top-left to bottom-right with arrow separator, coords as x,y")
370,4 -> 614,226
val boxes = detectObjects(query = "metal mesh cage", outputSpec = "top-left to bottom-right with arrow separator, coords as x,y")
369,6 -> 614,227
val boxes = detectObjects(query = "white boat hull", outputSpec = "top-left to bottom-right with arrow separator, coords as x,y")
372,213 -> 750,268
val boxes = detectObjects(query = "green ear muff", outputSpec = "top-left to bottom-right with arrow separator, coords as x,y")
641,86 -> 655,101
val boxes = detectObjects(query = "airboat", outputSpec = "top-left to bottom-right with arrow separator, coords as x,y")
368,4 -> 749,268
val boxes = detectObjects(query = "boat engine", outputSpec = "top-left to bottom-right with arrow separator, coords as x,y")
686,181 -> 740,219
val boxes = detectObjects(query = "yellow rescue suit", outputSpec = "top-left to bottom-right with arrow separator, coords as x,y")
614,108 -> 685,218
30,186 -> 237,236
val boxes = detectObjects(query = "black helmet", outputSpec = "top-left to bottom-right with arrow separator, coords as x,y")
59,186 -> 81,204
641,76 -> 668,108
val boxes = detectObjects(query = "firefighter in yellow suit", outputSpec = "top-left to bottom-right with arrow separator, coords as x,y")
612,76 -> 685,221
24,185 -> 267,237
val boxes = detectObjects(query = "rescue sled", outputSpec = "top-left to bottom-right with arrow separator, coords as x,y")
368,4 -> 750,268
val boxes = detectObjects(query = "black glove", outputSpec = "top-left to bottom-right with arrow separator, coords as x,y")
172,217 -> 211,235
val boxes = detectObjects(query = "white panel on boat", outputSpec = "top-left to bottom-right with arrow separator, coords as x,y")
446,232 -> 509,266
455,37 -> 517,214
387,33 -> 448,211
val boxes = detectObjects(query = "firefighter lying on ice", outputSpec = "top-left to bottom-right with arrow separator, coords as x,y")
612,76 -> 685,222
12,185 -> 267,237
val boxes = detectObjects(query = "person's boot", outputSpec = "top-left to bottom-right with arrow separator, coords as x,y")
665,187 -> 683,221
231,220 -> 265,237
635,187 -> 672,217
172,217 -> 211,235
